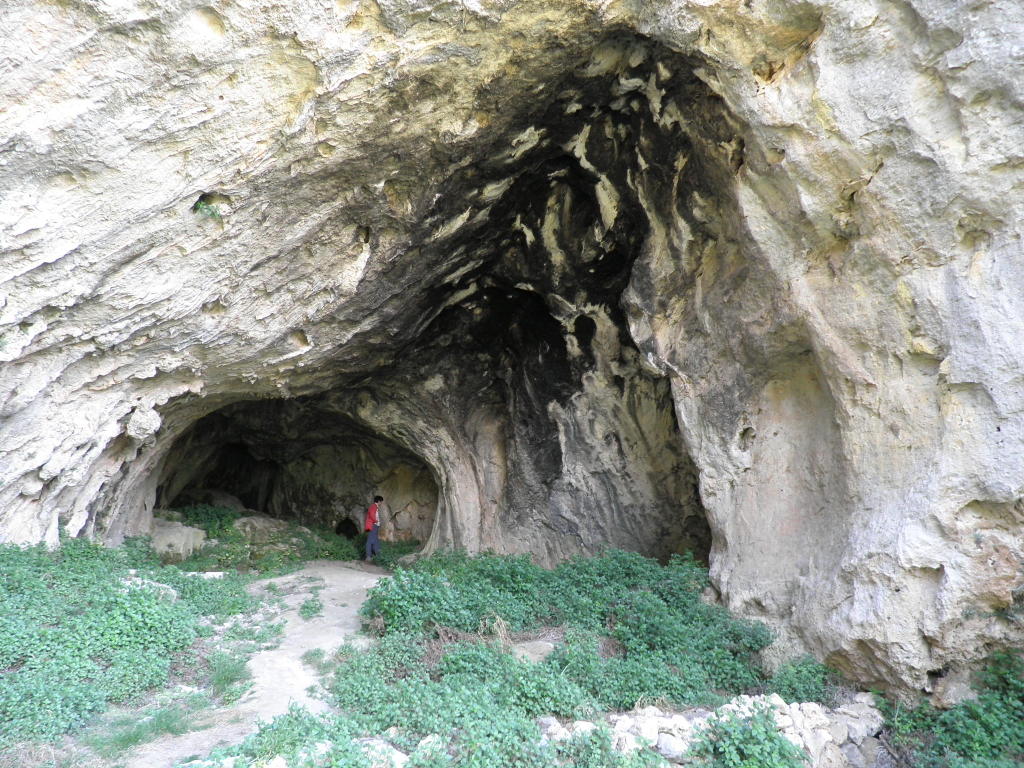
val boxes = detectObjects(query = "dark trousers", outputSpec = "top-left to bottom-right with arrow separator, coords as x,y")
366,525 -> 380,560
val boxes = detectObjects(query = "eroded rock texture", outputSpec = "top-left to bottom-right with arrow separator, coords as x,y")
1,0 -> 1022,693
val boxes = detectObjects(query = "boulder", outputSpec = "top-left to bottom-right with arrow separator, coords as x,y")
150,519 -> 206,562
512,640 -> 556,664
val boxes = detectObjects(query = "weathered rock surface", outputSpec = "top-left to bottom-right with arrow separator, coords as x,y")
149,518 -> 206,562
546,694 -> 888,767
1,0 -> 1022,693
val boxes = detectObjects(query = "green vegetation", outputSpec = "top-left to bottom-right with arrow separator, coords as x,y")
191,198 -> 222,221
690,706 -> 806,768
881,651 -> 1024,767
208,651 -> 252,703
172,505 -> 359,574
361,549 -> 770,709
85,696 -> 207,757
195,549 -> 810,767
374,538 -> 422,570
320,550 -> 777,765
0,538 -> 252,746
300,595 -> 324,620
765,656 -> 833,705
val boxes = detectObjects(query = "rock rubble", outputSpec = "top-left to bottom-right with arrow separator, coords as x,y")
183,693 -> 890,768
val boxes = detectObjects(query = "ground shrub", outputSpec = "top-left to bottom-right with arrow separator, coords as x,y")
374,538 -> 422,570
689,705 -> 807,767
766,656 -> 832,704
178,504 -> 242,537
300,596 -> 324,620
557,728 -> 667,767
0,538 -> 251,745
85,700 -> 202,756
361,549 -> 770,710
208,651 -> 251,700
881,651 -> 1024,767
310,549 -> 788,766
175,509 -> 360,574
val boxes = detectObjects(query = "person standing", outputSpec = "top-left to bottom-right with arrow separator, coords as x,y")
364,495 -> 383,561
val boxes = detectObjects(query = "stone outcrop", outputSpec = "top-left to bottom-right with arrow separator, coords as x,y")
184,694 -> 890,768
150,518 -> 206,563
541,695 -> 889,768
1,0 -> 1022,693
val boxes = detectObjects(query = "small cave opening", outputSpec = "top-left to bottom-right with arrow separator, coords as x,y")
156,399 -> 438,545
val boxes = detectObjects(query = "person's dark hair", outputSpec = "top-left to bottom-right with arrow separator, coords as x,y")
373,495 -> 384,503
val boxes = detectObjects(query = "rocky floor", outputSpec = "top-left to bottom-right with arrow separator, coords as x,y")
124,560 -> 386,768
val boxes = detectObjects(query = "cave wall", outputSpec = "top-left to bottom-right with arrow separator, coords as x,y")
2,0 -> 1023,694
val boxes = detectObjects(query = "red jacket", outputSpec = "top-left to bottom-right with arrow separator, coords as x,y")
364,502 -> 379,531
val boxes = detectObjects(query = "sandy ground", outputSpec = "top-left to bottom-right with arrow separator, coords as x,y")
124,560 -> 387,768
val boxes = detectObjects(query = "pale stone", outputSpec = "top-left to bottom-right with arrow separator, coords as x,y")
841,742 -> 867,768
357,738 -> 408,768
818,743 -> 849,768
512,640 -> 556,664
416,735 -> 444,751
233,515 -> 291,545
655,732 -> 688,760
635,717 -> 660,745
664,714 -> 695,734
612,732 -> 641,752
802,728 -> 835,764
636,705 -> 665,718
537,716 -> 570,743
859,736 -> 882,765
931,669 -> 979,709
149,519 -> 206,563
799,703 -> 832,730
611,715 -> 635,733
571,721 -> 597,736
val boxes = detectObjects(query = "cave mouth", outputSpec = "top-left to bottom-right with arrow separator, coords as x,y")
147,29 -> 728,565
156,399 -> 438,544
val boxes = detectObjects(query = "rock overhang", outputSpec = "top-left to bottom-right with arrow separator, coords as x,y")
2,0 -> 1023,696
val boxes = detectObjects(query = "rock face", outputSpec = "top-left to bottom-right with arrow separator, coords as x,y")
1,0 -> 1022,693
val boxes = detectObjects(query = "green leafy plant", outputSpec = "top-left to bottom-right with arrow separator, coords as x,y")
300,596 -> 324,620
374,539 -> 422,570
84,699 -> 205,756
192,198 -> 222,221
881,651 -> 1024,767
208,651 -> 251,701
178,504 -> 241,537
767,656 -> 832,704
0,538 -> 253,745
689,705 -> 807,768
361,549 -> 769,711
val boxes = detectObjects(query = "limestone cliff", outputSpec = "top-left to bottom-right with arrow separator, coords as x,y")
1,0 -> 1022,694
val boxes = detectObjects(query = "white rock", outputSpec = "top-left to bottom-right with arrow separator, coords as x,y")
828,718 -> 848,745
801,727 -> 835,764
571,721 -> 597,736
611,715 -> 635,733
149,519 -> 206,563
512,640 -> 556,664
357,738 -> 408,768
2,0 -> 1022,699
841,742 -> 867,768
635,717 -> 661,744
613,732 -> 641,752
655,732 -> 688,760
636,705 -> 665,718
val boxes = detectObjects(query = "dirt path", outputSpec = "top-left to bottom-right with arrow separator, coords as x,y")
125,560 -> 387,768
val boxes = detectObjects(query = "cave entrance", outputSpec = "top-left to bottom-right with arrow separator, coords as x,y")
156,399 -> 438,544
